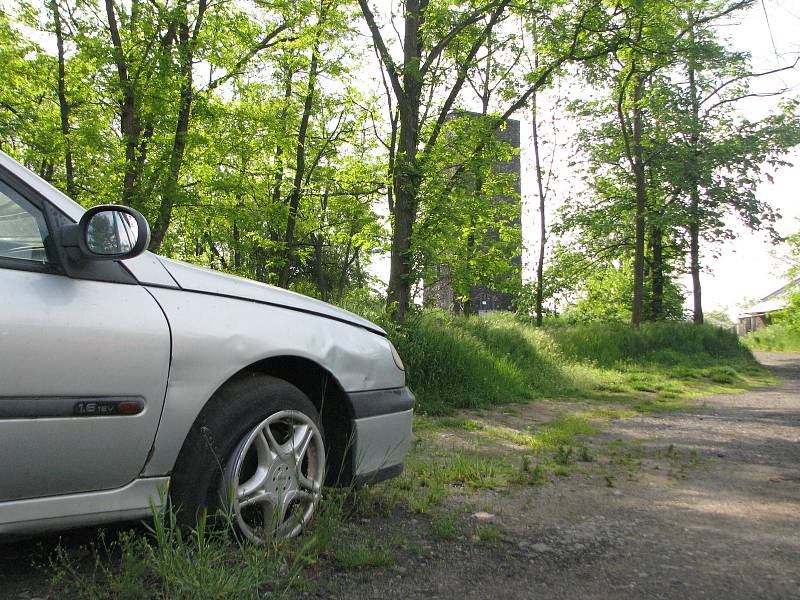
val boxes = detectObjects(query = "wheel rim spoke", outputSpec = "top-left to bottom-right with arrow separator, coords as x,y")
298,473 -> 320,494
237,465 -> 270,502
264,424 -> 291,461
240,489 -> 273,508
254,430 -> 276,464
271,491 -> 295,532
261,497 -> 278,530
289,424 -> 313,464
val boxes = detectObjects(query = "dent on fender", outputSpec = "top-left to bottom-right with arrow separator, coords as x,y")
139,286 -> 404,477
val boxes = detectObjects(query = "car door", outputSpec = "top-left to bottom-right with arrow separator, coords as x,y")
0,174 -> 171,502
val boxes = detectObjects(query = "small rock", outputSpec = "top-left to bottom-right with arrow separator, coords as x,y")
531,543 -> 551,553
472,511 -> 495,521
612,490 -> 623,496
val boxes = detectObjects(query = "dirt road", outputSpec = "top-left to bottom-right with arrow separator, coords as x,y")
315,352 -> 800,599
2,353 -> 799,599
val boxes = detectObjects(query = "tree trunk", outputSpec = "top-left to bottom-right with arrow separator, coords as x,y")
386,0 -> 422,322
649,223 -> 664,320
266,70 -> 293,278
689,211 -> 703,324
105,0 -> 141,208
531,90 -> 547,327
50,0 -> 75,199
387,128 -> 420,321
312,233 -> 328,300
233,220 -> 241,270
150,0 -> 207,250
463,224 -> 477,316
357,0 -> 504,322
631,75 -> 647,327
278,37 -> 320,288
687,11 -> 704,324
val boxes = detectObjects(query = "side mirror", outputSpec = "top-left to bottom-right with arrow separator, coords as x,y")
61,205 -> 150,261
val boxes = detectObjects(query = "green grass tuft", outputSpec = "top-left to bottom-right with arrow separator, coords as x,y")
743,325 -> 800,352
330,539 -> 395,570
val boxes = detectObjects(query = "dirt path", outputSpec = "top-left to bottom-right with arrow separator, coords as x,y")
2,353 -> 799,599
317,352 -> 800,599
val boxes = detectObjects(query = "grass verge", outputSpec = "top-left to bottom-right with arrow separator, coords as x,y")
386,311 -> 773,415
743,324 -> 800,352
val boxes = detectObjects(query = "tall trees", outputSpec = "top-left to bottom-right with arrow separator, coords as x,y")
358,0 -> 622,320
0,0 -> 387,296
98,0 -> 297,249
357,0 -> 512,320
559,0 -> 800,324
49,0 -> 75,199
1,0 -> 796,317
673,3 -> 799,323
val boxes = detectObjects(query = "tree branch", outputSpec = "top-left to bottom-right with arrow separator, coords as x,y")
206,22 -> 294,91
357,0 -> 405,101
424,3 -> 508,153
420,0 -> 506,77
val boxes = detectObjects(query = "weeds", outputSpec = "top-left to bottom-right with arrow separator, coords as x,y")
554,446 -> 575,466
429,512 -> 462,541
51,489 -> 349,599
472,523 -> 504,546
529,464 -> 548,484
386,311 -> 769,415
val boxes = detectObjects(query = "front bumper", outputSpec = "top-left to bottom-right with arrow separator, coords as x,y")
347,387 -> 415,484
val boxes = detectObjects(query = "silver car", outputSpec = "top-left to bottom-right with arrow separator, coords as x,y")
0,150 -> 413,542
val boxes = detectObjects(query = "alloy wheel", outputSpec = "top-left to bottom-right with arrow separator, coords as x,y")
224,410 -> 325,542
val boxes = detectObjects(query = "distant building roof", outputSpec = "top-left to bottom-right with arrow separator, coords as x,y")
739,276 -> 800,317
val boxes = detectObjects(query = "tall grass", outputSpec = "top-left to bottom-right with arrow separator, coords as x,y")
547,320 -> 748,365
743,324 -> 800,352
377,310 -> 760,415
392,311 -> 572,413
51,494 -> 349,599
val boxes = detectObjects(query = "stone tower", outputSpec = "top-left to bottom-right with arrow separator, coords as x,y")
423,115 -> 522,314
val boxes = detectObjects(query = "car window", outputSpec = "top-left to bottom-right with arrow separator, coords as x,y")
0,181 -> 50,264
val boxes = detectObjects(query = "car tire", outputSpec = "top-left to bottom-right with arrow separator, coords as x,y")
169,373 -> 325,542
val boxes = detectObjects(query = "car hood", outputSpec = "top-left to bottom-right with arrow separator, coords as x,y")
157,257 -> 386,336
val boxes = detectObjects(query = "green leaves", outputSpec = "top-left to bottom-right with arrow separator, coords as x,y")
556,0 -> 800,323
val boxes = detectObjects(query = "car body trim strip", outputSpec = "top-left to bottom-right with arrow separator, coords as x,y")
0,396 -> 145,419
